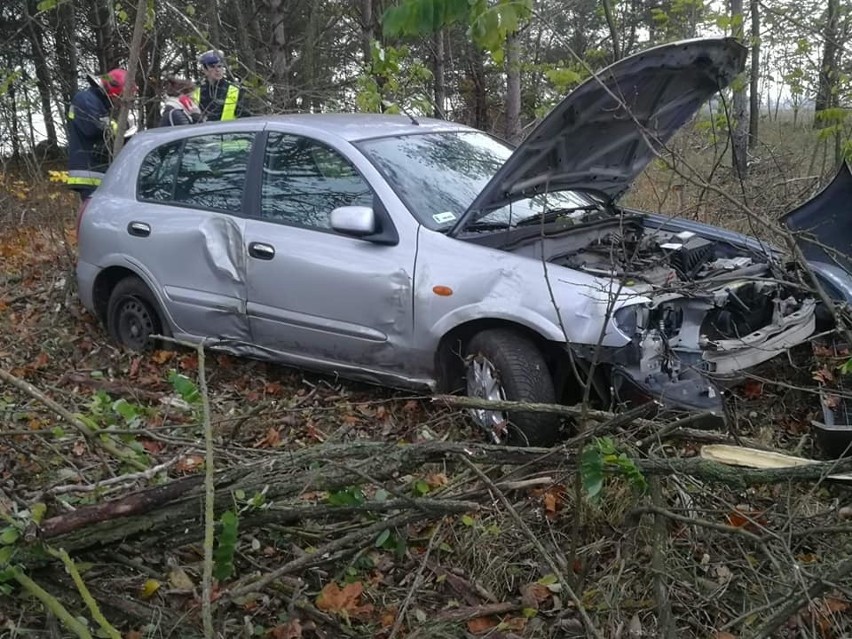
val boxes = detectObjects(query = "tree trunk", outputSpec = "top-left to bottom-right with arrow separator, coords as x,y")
465,40 -> 489,131
54,0 -> 78,111
601,0 -> 621,60
8,83 -> 21,161
90,0 -> 119,69
24,0 -> 58,148
266,0 -> 291,111
206,0 -> 222,52
360,0 -> 373,66
505,31 -> 521,142
432,29 -> 446,118
814,0 -> 839,128
112,0 -> 148,157
730,0 -> 748,179
748,0 -> 759,150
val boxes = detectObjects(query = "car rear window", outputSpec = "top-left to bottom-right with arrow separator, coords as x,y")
137,133 -> 255,212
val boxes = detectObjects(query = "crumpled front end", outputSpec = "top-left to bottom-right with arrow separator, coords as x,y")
608,277 -> 816,414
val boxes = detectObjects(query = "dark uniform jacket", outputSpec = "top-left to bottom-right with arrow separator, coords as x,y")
66,85 -> 112,198
194,79 -> 250,122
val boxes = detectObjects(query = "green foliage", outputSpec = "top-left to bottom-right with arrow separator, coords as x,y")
36,0 -> 60,11
841,358 -> 852,376
382,0 -> 470,37
382,0 -> 532,58
168,371 -> 201,404
327,486 -> 366,507
213,510 -> 239,582
580,437 -> 647,501
356,41 -> 433,115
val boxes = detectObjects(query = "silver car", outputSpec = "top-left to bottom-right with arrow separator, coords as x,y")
76,37 -> 851,445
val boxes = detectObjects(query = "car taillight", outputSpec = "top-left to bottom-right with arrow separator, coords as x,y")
75,198 -> 90,235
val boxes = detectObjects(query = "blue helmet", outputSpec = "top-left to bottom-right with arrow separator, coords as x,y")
199,50 -> 225,68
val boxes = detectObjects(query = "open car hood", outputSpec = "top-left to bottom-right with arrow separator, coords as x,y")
781,162 -> 852,282
450,37 -> 747,236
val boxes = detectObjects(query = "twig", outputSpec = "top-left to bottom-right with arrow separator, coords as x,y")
388,521 -> 443,639
752,556 -> 852,638
46,547 -> 121,639
0,367 -> 147,470
48,457 -> 179,495
11,568 -> 93,639
198,344 -> 215,639
434,601 -> 522,622
649,479 -> 675,639
458,455 -> 603,639
229,512 -> 421,597
631,504 -> 765,544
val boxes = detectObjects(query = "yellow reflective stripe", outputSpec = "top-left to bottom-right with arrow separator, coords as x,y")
68,105 -> 75,120
110,120 -> 118,133
67,176 -> 102,186
192,88 -> 200,103
221,85 -> 239,120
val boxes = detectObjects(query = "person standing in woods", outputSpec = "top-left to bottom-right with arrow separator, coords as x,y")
193,50 -> 251,122
66,68 -> 135,200
159,77 -> 201,127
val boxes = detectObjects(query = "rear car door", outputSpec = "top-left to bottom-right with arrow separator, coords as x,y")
243,131 -> 416,371
131,131 -> 255,341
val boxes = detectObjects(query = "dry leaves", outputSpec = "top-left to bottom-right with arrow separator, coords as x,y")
315,581 -> 374,621
267,619 -> 302,639
466,616 -> 499,634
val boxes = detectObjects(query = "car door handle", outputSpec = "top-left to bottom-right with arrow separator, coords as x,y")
248,242 -> 275,260
127,221 -> 150,237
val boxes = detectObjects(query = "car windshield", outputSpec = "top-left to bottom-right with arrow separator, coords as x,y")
356,130 -> 601,231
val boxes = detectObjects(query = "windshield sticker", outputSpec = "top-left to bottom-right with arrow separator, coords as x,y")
432,212 -> 457,224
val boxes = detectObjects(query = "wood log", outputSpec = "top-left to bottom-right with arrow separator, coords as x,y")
36,440 -> 852,553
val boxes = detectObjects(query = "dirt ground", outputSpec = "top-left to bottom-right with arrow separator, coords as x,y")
1,137 -> 851,639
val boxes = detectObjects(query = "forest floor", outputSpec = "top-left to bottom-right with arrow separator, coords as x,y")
1,119 -> 851,639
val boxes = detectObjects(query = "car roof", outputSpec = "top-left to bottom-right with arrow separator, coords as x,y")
133,113 -> 475,144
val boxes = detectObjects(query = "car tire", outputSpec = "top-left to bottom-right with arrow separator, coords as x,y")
106,277 -> 168,351
464,329 -> 559,446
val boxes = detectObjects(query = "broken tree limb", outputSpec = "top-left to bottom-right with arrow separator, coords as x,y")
33,441 -> 852,555
0,367 -> 147,471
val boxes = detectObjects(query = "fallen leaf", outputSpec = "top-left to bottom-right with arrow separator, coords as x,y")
379,607 -> 397,629
741,379 -> 763,399
168,567 -> 194,591
425,472 -> 448,488
175,455 -> 204,474
267,619 -> 302,639
151,350 -> 174,365
72,440 -> 87,457
467,616 -> 498,634
315,581 -> 373,621
520,583 -> 551,609
140,439 -> 165,454
125,631 -> 144,639
140,578 -> 160,599
254,427 -> 282,449
542,484 -> 567,518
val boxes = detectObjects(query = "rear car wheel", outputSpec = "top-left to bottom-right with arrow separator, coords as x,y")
106,277 -> 167,351
464,329 -> 559,446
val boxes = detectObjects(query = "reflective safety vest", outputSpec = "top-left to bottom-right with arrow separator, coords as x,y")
193,83 -> 240,121
66,169 -> 105,188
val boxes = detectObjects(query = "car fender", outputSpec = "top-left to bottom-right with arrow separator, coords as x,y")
428,302 -> 570,345
91,253 -> 179,328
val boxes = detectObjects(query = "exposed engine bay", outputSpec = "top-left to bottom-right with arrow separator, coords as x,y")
499,213 -> 818,410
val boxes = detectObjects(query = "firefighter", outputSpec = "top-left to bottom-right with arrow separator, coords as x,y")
66,68 -> 135,200
193,50 -> 251,122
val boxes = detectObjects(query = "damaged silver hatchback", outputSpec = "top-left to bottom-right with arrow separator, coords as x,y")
76,37 -> 852,446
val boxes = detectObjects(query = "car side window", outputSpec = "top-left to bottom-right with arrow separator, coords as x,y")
260,132 -> 373,230
138,140 -> 181,201
137,133 -> 254,212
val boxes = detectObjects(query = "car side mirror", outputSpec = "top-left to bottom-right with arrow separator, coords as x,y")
330,206 -> 376,237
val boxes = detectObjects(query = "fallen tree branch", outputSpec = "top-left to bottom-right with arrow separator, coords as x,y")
48,458 -> 179,495
434,601 -> 522,622
0,367 -> 147,471
32,441 -> 852,554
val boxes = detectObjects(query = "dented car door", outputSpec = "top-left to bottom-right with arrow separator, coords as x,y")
130,131 -> 254,341
243,131 -> 416,376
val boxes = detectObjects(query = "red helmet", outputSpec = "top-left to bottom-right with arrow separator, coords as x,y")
101,68 -> 135,98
